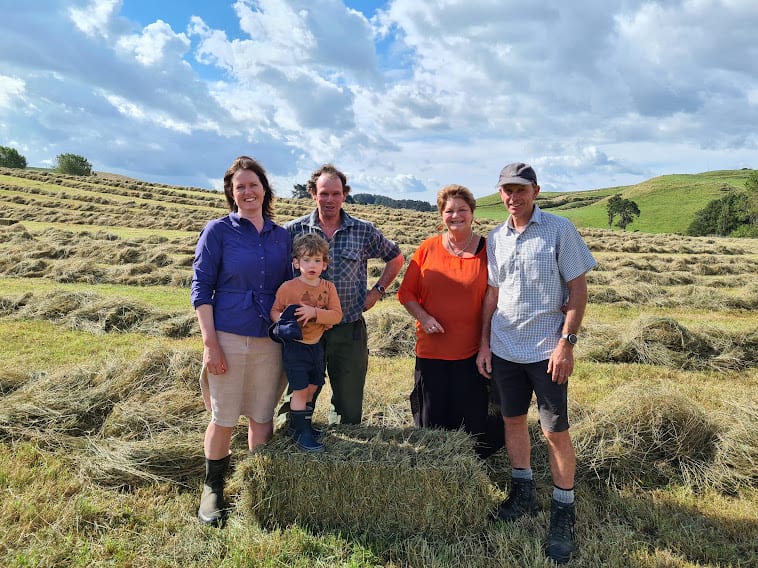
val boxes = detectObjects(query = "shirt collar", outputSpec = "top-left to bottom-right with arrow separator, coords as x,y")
307,208 -> 356,229
229,211 -> 273,232
507,204 -> 542,232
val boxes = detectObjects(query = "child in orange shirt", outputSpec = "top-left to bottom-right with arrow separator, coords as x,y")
270,234 -> 342,452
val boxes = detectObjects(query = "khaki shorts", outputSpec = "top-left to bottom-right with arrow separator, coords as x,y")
200,331 -> 287,427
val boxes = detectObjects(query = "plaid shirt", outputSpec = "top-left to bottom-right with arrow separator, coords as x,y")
486,205 -> 596,363
286,209 -> 402,324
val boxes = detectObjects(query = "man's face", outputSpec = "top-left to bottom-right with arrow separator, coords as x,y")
499,183 -> 540,219
313,174 -> 346,222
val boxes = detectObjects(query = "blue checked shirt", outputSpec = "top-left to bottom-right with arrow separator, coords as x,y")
286,209 -> 402,324
486,205 -> 596,364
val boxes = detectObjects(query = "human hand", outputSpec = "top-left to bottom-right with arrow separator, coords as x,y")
295,305 -> 317,324
422,317 -> 444,335
476,346 -> 492,379
547,343 -> 574,384
204,344 -> 227,375
363,288 -> 382,312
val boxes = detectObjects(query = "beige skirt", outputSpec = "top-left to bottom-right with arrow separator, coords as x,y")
199,331 -> 287,426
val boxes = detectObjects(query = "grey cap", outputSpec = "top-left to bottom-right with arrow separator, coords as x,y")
496,162 -> 537,187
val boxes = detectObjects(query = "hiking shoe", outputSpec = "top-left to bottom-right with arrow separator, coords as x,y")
545,499 -> 577,564
495,478 -> 539,522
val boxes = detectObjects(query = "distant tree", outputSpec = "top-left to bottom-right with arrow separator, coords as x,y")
56,153 -> 93,176
352,193 -> 435,212
606,194 -> 623,229
688,191 -> 749,236
0,146 -> 27,168
291,183 -> 310,199
616,199 -> 641,230
745,171 -> 758,226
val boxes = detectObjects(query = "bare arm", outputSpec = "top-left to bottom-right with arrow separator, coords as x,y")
476,285 -> 499,378
547,274 -> 588,384
196,303 -> 227,375
364,252 -> 405,311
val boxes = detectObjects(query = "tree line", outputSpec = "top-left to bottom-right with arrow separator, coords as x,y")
0,146 -> 93,176
291,183 -> 435,212
687,172 -> 757,237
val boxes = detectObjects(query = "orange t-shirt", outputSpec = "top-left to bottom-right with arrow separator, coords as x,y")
272,278 -> 342,344
397,235 -> 488,360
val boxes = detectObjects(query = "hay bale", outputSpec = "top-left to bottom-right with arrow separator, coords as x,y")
238,426 -> 495,539
573,384 -> 719,488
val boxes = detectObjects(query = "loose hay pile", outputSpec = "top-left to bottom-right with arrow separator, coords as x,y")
238,426 -> 496,540
573,383 -> 731,489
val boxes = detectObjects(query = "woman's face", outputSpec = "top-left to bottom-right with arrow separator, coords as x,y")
442,196 -> 473,234
231,169 -> 265,219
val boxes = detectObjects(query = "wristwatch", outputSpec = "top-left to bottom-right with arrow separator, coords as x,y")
561,333 -> 578,345
373,284 -> 386,296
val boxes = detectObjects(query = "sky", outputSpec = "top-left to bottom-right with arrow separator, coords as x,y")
1,1 -> 757,204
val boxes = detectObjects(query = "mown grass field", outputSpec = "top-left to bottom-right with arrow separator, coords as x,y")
1,167 -> 756,567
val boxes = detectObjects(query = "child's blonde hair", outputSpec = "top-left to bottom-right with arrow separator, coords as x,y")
292,233 -> 331,265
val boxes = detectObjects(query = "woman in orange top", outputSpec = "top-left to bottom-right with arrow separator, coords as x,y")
398,184 -> 492,456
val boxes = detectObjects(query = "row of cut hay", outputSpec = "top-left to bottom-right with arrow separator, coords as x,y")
0,346 -> 204,448
79,433 -> 205,489
364,306 -> 416,357
0,289 -> 198,338
590,281 -> 758,311
237,426 -> 496,540
582,230 -> 751,256
585,316 -> 758,371
572,383 -> 757,493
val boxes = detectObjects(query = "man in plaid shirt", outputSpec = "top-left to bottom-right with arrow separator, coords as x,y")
285,164 -> 404,425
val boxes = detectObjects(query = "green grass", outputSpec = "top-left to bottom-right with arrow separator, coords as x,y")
0,320 -> 193,372
0,277 -> 193,311
476,169 -> 755,234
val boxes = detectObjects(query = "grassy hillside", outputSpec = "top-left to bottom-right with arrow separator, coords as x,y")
476,169 -> 755,234
1,166 -> 756,567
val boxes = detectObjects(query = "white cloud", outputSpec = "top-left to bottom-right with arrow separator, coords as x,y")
0,0 -> 756,205
117,20 -> 190,67
0,74 -> 25,108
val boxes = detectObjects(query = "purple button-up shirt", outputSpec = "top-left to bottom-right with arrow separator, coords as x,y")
191,212 -> 292,337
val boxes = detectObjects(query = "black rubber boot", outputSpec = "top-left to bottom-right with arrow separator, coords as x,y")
197,454 -> 230,526
545,499 -> 577,564
495,478 -> 539,522
290,409 -> 324,452
287,403 -> 322,440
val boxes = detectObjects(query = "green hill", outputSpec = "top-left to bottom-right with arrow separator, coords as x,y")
476,169 -> 755,234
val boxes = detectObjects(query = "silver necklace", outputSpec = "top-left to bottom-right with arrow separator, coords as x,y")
447,231 -> 475,257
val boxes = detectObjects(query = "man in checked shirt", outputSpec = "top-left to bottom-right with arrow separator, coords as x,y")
285,164 -> 404,425
476,162 -> 596,565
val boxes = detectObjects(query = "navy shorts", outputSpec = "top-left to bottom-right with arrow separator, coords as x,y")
491,355 -> 569,432
282,340 -> 326,391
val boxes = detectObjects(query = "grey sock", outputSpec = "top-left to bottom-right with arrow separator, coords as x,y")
511,467 -> 533,481
553,486 -> 575,504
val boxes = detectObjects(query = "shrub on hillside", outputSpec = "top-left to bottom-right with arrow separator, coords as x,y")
0,146 -> 27,168
56,153 -> 93,176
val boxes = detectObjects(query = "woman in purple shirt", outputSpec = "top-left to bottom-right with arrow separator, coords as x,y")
191,156 -> 292,526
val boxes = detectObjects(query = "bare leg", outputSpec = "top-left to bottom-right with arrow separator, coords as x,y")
543,429 -> 576,488
504,415 -> 531,469
204,421 -> 233,460
248,418 -> 274,451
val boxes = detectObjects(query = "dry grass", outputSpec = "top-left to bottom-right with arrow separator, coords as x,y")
239,426 -> 495,540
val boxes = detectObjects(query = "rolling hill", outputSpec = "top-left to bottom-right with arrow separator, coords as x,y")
475,169 -> 755,234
